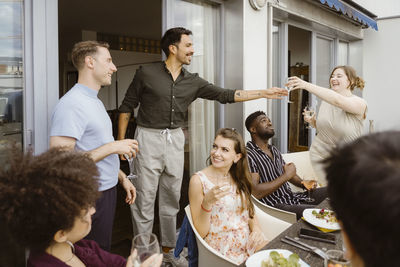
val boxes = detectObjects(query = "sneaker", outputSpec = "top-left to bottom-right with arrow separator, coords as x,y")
162,249 -> 188,267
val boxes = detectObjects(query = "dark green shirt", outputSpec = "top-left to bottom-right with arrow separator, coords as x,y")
119,62 -> 236,129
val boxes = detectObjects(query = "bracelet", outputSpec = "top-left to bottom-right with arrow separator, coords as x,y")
201,203 -> 212,212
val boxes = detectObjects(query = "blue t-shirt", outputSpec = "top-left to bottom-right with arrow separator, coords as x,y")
50,83 -> 119,191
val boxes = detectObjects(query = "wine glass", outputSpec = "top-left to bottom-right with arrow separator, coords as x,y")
302,180 -> 316,203
131,233 -> 160,265
304,105 -> 315,129
124,154 -> 138,181
324,249 -> 351,267
285,78 -> 294,104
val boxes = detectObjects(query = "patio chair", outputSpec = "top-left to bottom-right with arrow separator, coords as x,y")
185,204 -> 291,267
281,151 -> 320,191
251,195 -> 297,224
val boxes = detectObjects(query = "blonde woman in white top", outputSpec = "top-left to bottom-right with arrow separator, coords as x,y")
287,66 -> 367,185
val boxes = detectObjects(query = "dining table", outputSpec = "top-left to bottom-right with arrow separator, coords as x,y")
242,198 -> 343,267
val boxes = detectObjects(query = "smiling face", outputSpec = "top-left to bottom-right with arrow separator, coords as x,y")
91,46 -> 117,86
210,135 -> 242,170
330,67 -> 350,91
171,34 -> 194,65
253,114 -> 275,140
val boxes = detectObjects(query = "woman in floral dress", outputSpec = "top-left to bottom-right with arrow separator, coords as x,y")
189,128 -> 268,264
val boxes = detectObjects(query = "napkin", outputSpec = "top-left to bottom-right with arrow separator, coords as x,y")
301,217 -> 337,232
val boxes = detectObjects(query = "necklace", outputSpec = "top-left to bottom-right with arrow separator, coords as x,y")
65,240 -> 75,262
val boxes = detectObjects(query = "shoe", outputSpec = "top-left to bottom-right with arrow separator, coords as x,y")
162,249 -> 188,267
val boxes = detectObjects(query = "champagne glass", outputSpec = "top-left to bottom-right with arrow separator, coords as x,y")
324,249 -> 351,267
304,105 -> 315,129
302,180 -> 316,203
131,233 -> 160,265
285,78 -> 294,104
124,154 -> 138,181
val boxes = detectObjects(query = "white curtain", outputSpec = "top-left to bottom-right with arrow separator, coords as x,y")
172,0 -> 219,175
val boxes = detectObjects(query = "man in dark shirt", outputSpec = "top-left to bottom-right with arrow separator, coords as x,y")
118,27 -> 287,266
245,111 -> 327,219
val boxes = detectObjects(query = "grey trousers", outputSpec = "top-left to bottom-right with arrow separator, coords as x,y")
130,126 -> 185,247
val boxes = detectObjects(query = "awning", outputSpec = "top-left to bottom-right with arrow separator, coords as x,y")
318,0 -> 378,30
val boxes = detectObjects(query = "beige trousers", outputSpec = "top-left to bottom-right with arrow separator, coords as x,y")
130,126 -> 185,247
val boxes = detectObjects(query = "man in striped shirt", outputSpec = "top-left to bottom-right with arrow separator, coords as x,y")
245,111 -> 327,219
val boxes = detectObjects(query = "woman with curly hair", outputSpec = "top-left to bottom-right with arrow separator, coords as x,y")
189,128 -> 267,264
0,148 -> 161,267
286,66 -> 367,185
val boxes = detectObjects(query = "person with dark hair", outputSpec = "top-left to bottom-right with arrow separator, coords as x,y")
286,65 -> 367,185
324,131 -> 400,267
245,111 -> 327,219
0,148 -> 162,267
117,27 -> 287,265
189,128 -> 267,264
50,40 -> 138,251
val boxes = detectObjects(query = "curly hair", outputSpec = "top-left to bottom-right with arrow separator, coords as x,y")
208,128 -> 255,218
245,110 -> 266,132
324,131 -> 400,267
0,147 -> 100,252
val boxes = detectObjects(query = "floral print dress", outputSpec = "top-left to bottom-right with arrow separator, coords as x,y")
197,171 -> 253,264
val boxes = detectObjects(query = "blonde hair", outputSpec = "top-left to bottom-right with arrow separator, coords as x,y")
330,65 -> 365,91
71,41 -> 109,70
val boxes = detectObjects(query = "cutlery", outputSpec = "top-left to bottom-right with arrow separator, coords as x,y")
283,236 -> 327,259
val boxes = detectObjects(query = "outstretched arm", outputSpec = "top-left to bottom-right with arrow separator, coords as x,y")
287,77 -> 367,117
234,87 -> 288,102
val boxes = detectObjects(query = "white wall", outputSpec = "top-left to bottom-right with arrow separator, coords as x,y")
362,17 -> 400,132
353,0 -> 400,17
241,0 -> 269,142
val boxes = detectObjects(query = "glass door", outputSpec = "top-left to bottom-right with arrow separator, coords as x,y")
0,1 -> 25,265
163,0 -> 222,175
0,0 -> 24,163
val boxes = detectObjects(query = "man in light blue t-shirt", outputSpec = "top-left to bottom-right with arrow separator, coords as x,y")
50,41 -> 138,251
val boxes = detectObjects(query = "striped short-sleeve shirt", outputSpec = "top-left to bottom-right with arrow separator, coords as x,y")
246,141 -> 306,206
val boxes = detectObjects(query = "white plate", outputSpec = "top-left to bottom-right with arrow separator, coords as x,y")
245,249 -> 309,267
302,208 -> 341,231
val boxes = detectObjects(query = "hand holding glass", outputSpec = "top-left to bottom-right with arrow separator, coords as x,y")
302,180 -> 317,203
304,105 -> 315,129
131,233 -> 160,266
285,78 -> 294,104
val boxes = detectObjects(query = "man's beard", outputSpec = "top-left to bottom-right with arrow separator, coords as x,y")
260,130 -> 275,140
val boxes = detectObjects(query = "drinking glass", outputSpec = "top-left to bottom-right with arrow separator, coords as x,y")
124,154 -> 138,181
302,180 -> 316,203
285,78 -> 294,104
131,233 -> 160,265
304,105 -> 315,129
324,249 -> 351,267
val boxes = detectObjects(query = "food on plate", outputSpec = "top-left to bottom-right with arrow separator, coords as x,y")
312,209 -> 338,224
261,251 -> 301,267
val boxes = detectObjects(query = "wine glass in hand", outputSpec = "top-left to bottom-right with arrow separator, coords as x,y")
302,180 -> 317,203
124,154 -> 138,181
285,78 -> 294,104
303,105 -> 315,129
131,233 -> 160,266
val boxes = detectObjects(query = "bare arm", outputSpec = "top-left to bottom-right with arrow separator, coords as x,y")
288,77 -> 367,117
50,136 -> 138,163
118,112 -> 132,140
118,169 -> 136,204
188,174 -> 211,238
189,174 -> 230,238
251,163 -> 296,199
288,174 -> 305,188
234,87 -> 288,102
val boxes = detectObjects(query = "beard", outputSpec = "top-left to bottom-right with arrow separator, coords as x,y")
259,129 -> 275,140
